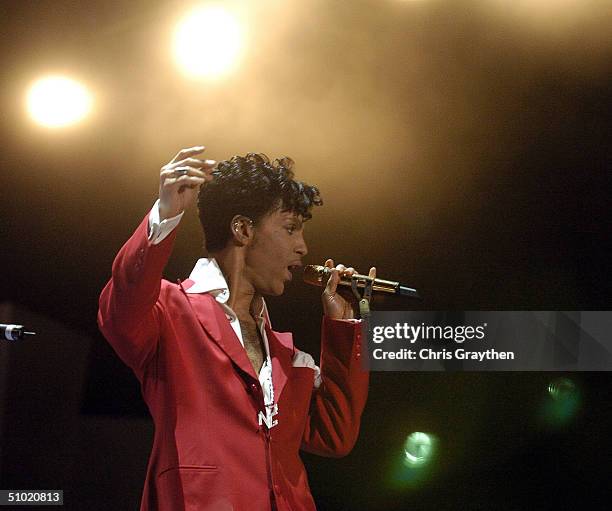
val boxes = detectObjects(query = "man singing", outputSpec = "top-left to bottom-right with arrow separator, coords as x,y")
98,146 -> 374,510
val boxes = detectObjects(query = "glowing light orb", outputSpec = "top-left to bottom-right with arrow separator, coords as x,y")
541,377 -> 580,427
26,76 -> 92,128
173,5 -> 244,79
404,432 -> 434,467
547,377 -> 576,400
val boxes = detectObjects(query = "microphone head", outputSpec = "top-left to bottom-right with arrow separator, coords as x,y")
303,264 -> 329,287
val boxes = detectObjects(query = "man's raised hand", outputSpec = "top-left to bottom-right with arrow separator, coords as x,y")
159,146 -> 216,220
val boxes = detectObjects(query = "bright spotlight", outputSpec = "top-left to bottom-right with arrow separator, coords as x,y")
173,5 -> 244,79
388,431 -> 438,489
404,432 -> 434,467
26,76 -> 92,128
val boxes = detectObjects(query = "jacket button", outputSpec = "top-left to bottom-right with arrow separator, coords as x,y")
139,248 -> 145,255
356,352 -> 361,358
250,383 -> 258,393
274,484 -> 281,493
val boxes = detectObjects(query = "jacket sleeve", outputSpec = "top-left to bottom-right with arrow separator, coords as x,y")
300,316 -> 369,458
97,213 -> 178,376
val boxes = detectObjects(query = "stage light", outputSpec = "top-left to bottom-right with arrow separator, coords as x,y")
388,432 -> 438,489
26,76 -> 92,128
173,5 -> 244,79
547,377 -> 576,401
540,377 -> 580,427
404,431 -> 434,467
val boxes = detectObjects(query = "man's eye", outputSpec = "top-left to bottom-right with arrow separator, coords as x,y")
286,225 -> 295,234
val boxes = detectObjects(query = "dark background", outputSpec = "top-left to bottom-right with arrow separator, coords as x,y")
1,1 -> 611,509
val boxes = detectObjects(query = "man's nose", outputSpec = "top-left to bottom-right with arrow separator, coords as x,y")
295,235 -> 308,257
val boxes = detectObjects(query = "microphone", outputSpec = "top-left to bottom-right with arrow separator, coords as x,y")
1,324 -> 36,341
303,265 -> 420,299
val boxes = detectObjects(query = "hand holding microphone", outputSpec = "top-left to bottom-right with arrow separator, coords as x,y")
318,259 -> 376,320
304,264 -> 420,299
304,260 -> 421,320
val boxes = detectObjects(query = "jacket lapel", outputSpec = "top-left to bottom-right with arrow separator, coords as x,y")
179,280 -> 294,398
179,283 -> 259,382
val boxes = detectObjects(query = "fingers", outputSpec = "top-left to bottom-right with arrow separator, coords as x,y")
169,145 -> 206,164
324,260 -> 340,295
164,147 -> 216,183
161,168 -> 210,192
160,151 -> 217,197
161,165 -> 213,182
324,259 -> 377,283
162,159 -> 216,179
324,259 -> 365,277
323,259 -> 359,295
321,259 -> 377,320
158,146 -> 213,219
170,175 -> 208,193
167,157 -> 217,171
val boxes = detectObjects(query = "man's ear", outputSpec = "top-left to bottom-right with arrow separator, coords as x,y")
230,215 -> 254,246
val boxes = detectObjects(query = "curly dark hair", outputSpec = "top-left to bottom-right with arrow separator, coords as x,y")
197,153 -> 323,253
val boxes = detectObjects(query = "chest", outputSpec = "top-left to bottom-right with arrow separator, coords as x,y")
238,319 -> 265,374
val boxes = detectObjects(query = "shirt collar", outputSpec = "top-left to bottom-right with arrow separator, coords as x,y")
187,258 -> 230,300
186,258 -> 268,321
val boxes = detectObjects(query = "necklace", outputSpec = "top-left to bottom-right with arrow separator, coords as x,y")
258,326 -> 278,430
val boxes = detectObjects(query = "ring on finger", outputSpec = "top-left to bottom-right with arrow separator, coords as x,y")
174,168 -> 189,176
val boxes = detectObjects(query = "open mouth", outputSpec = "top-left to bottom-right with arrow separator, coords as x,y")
286,264 -> 302,280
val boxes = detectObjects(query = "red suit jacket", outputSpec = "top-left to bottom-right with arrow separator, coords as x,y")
97,214 -> 369,511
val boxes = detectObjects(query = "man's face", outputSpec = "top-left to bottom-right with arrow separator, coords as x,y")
244,208 -> 308,296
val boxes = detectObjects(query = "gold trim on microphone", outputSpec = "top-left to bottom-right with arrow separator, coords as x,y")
303,265 -> 399,294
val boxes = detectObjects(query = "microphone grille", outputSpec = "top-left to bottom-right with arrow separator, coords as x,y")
303,265 -> 328,287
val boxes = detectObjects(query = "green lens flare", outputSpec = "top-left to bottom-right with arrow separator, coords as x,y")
547,377 -> 576,400
404,432 -> 433,467
389,432 -> 438,490
541,377 -> 580,427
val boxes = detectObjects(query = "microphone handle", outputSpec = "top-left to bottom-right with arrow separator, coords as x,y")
338,274 -> 420,299
307,266 -> 420,299
337,273 -> 399,294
